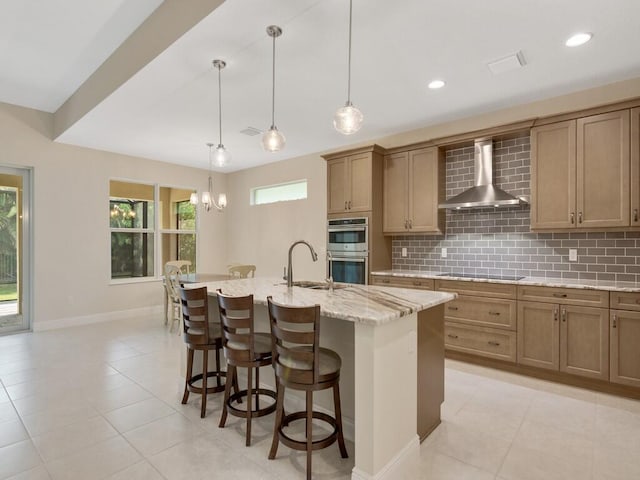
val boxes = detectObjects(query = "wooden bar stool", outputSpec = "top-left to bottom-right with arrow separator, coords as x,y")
216,290 -> 277,446
178,286 -> 228,418
266,296 -> 348,480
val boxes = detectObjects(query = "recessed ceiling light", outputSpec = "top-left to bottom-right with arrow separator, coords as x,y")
565,32 -> 592,47
428,79 -> 445,89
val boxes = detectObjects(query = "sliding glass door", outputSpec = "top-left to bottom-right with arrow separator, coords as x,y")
0,167 -> 31,334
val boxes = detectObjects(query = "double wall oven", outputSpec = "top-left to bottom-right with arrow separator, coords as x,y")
327,217 -> 368,284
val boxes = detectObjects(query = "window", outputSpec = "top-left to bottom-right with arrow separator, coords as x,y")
109,181 -> 196,280
251,179 -> 307,205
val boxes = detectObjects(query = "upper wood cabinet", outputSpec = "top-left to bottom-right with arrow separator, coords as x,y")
382,147 -> 445,234
325,146 -> 384,215
531,110 -> 630,230
631,107 -> 640,226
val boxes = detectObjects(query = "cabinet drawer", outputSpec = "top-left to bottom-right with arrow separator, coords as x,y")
610,291 -> 640,312
371,275 -> 434,290
445,322 -> 516,363
445,295 -> 516,330
435,280 -> 516,299
517,285 -> 609,308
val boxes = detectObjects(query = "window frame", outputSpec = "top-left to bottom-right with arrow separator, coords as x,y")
250,179 -> 308,206
109,179 -> 198,285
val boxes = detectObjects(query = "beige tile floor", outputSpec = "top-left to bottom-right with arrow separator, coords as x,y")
0,313 -> 639,479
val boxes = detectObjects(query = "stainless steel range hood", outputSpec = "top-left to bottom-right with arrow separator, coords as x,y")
438,139 -> 528,210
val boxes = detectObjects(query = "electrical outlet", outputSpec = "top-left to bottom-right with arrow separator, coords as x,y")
569,248 -> 578,262
401,247 -> 407,258
441,247 -> 447,258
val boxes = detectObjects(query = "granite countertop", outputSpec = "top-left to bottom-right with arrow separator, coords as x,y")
372,269 -> 640,293
192,277 -> 456,326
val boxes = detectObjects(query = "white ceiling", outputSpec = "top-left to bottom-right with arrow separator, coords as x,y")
2,0 -> 640,173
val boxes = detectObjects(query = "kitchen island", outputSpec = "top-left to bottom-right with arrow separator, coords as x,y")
194,277 -> 455,480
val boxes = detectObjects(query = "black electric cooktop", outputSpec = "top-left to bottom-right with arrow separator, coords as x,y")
436,272 -> 525,281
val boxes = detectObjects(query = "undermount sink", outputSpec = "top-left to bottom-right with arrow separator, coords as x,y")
285,280 -> 348,290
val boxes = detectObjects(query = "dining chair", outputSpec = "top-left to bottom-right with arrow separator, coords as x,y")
228,264 -> 256,278
164,264 -> 183,332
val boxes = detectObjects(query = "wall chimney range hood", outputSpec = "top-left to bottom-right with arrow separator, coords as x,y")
438,139 -> 528,210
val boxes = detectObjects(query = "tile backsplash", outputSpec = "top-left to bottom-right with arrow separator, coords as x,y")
392,133 -> 640,282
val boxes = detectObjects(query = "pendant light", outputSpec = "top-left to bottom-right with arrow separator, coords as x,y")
262,25 -> 286,152
334,0 -> 363,135
212,59 -> 231,167
189,143 -> 227,212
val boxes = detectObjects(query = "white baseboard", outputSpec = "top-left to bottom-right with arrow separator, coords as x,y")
33,305 -> 163,331
351,435 -> 420,480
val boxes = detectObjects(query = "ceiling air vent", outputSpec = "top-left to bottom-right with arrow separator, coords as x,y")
487,51 -> 525,75
240,127 -> 262,136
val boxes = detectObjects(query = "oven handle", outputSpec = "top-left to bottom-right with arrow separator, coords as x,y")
328,256 -> 367,263
328,226 -> 367,233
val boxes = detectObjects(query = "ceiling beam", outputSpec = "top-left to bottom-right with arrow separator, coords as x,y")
53,0 -> 224,139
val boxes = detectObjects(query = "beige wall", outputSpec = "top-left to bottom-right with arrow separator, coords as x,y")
225,152 -> 328,282
0,101 -> 227,329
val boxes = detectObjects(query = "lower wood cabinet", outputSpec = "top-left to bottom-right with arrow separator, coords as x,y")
445,322 -> 516,362
610,309 -> 640,388
517,301 -> 609,380
370,275 -> 434,290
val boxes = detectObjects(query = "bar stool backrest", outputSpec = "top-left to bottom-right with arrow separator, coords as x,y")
216,290 -> 256,364
267,296 -> 321,386
178,286 -> 210,346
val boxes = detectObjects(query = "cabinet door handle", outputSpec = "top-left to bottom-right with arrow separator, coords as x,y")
488,311 -> 501,316
561,308 -> 567,322
408,219 -> 413,229
571,212 -> 575,224
612,314 -> 617,329
344,201 -> 348,210
447,334 -> 458,339
578,211 -> 583,224
404,219 -> 408,229
488,341 -> 500,346
447,306 -> 458,311
552,293 -> 567,298
554,308 -> 559,322
634,209 -> 639,223
348,200 -> 352,210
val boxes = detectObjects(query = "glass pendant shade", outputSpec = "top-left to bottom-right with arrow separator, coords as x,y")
213,144 -> 231,167
334,101 -> 363,135
262,126 -> 286,152
189,192 -> 199,205
217,193 -> 227,208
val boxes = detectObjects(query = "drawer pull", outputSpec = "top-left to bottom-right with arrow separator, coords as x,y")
382,279 -> 390,283
552,293 -> 567,298
412,281 -> 422,286
447,334 -> 459,339
635,299 -> 640,305
488,311 -> 501,316
488,341 -> 500,346
448,306 -> 458,311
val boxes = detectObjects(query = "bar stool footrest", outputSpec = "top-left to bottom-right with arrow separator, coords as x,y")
279,411 -> 338,452
227,388 -> 277,418
187,371 -> 227,395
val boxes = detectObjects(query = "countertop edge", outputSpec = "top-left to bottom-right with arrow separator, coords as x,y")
371,270 -> 640,293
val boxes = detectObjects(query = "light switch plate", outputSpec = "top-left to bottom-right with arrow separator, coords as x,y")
441,247 -> 447,258
401,247 -> 407,258
569,249 -> 578,262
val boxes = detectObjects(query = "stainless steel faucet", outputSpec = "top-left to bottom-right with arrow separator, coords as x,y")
286,240 -> 318,287
326,251 -> 334,292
